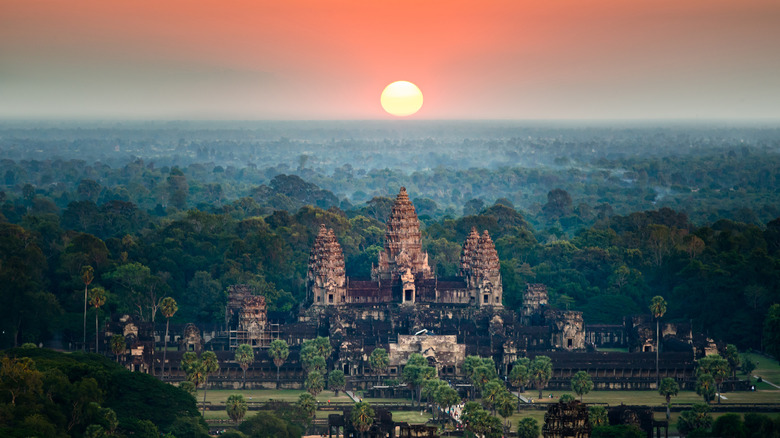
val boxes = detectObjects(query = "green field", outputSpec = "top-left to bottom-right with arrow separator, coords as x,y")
745,352 -> 780,386
198,388 -> 354,404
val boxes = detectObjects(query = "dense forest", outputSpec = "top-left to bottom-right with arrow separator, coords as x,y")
1,121 -> 779,354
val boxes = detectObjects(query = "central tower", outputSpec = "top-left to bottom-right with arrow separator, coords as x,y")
372,187 -> 433,286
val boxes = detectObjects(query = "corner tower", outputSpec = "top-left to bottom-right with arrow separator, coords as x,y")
307,225 -> 347,305
372,187 -> 432,283
461,229 -> 503,307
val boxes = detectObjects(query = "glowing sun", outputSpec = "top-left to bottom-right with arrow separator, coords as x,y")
380,81 -> 423,117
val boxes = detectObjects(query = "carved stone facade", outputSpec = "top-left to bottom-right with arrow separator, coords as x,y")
308,188 -> 502,308
387,334 -> 466,372
373,187 -> 433,282
542,400 -> 591,438
179,323 -> 204,353
521,283 -> 549,325
307,224 -> 347,305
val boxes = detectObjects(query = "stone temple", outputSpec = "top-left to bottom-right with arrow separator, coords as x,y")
307,187 -> 503,307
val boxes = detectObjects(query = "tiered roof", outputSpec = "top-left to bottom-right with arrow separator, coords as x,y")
307,224 -> 345,287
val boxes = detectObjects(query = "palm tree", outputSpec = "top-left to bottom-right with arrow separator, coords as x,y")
235,344 -> 254,389
570,370 -> 593,402
658,377 -> 680,420
81,265 -> 94,352
159,297 -> 178,379
268,339 -> 289,388
226,394 -> 248,424
305,371 -> 325,397
650,295 -> 667,386
351,401 -> 375,438
530,355 -> 553,399
89,287 -> 107,353
110,334 -> 125,363
369,348 -> 389,386
200,351 -> 219,414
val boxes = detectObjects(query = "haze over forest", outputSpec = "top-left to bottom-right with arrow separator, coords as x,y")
2,120 -> 780,354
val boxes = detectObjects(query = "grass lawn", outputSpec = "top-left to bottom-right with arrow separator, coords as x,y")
516,388 -> 780,406
389,410 -> 433,424
745,352 -> 780,385
201,389 -> 353,404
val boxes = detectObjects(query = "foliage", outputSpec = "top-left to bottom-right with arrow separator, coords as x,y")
509,357 -> 530,392
305,371 -> 325,397
740,354 -> 757,376
591,425 -> 645,438
296,393 -> 316,421
517,417 -> 540,438
589,406 -> 608,428
558,393 -> 575,403
570,370 -> 593,401
461,401 -> 503,438
530,355 -> 553,398
677,403 -> 713,437
226,394 -> 248,423
268,339 -> 289,382
350,402 -> 375,436
235,344 -> 255,386
237,410 -> 304,438
695,373 -> 717,403
658,377 -> 680,420
401,353 -> 437,405
0,348 -> 201,437
328,369 -> 346,396
368,347 -> 389,381
711,413 -> 746,438
764,304 -> 780,361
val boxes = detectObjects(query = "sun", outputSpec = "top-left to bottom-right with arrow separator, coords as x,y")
380,81 -> 423,117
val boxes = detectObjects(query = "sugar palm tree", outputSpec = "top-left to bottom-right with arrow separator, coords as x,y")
351,401 -> 375,438
268,339 -> 289,388
159,297 -> 178,379
89,287 -> 107,353
659,377 -> 680,420
110,334 -> 125,363
650,295 -> 667,386
81,266 -> 94,352
226,394 -> 248,424
235,344 -> 254,389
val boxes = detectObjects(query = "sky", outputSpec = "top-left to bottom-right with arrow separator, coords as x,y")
1,0 -> 780,120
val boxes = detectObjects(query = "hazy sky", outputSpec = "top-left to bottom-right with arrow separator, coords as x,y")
2,0 -> 779,120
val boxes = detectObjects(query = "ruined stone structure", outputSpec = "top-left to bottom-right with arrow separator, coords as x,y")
521,283 -> 549,325
179,323 -> 204,353
307,225 -> 347,305
226,285 -> 276,349
388,334 -> 466,372
542,400 -> 591,438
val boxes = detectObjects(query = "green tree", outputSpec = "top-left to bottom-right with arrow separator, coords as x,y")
650,295 -> 667,386
724,344 -> 740,380
696,373 -> 717,404
559,393 -> 575,403
530,355 -> 553,399
235,344 -> 254,389
81,265 -> 94,352
200,351 -> 219,413
481,379 -> 505,414
182,351 -> 219,414
433,384 -> 460,426
160,297 -> 178,379
401,353 -> 437,405
0,356 -> 42,405
589,405 -> 608,428
297,393 -> 317,422
495,390 -> 516,434
740,354 -> 756,377
516,417 -> 540,438
461,401 -> 502,438
226,394 -> 248,424
269,339 -> 289,387
509,358 -> 530,393
351,401 -> 375,438
305,371 -> 325,397
328,369 -> 346,396
570,370 -> 593,402
763,304 -> 780,362
110,334 -> 125,363
89,287 -> 107,353
698,354 -> 730,404
712,413 -> 746,438
303,336 -> 332,359
658,377 -> 680,420
368,347 -> 390,385
677,403 -> 713,437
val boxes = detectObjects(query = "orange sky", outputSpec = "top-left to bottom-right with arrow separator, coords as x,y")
1,0 -> 779,119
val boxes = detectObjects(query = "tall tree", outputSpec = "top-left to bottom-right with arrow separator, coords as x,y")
495,390 -> 516,435
200,351 -> 219,414
516,417 -> 540,438
305,371 -> 324,397
81,266 -> 94,352
226,394 -> 248,424
88,287 -> 107,353
658,377 -> 680,420
724,344 -> 740,380
696,373 -> 717,404
235,344 -> 254,389
297,393 -> 317,423
402,353 -> 436,406
110,334 -> 125,363
328,369 -> 346,396
268,339 -> 289,388
570,370 -> 593,402
530,355 -> 553,399
698,354 -> 730,404
650,295 -> 667,386
763,304 -> 780,362
160,297 -> 178,379
368,348 -> 389,385
350,401 -> 375,438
